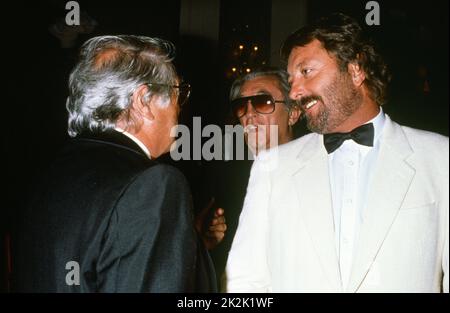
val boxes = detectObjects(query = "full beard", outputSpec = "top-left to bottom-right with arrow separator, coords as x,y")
304,72 -> 363,134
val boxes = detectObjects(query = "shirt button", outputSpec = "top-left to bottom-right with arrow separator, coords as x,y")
348,160 -> 354,166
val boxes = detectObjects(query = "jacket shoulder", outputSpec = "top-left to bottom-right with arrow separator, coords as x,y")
118,163 -> 192,213
252,133 -> 320,174
268,132 -> 319,158
400,125 -> 449,155
133,163 -> 189,187
283,132 -> 318,150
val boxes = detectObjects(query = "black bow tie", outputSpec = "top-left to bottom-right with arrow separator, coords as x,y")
323,123 -> 374,154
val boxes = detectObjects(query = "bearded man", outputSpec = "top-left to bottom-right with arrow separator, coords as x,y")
225,13 -> 449,293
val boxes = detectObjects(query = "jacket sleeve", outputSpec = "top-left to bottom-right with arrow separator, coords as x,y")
224,157 -> 272,292
442,140 -> 449,293
96,164 -> 200,292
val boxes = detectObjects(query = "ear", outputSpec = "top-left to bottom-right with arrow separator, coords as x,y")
348,61 -> 366,87
288,105 -> 301,127
131,85 -> 155,121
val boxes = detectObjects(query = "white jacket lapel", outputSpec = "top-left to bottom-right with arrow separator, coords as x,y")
347,116 -> 416,292
292,134 -> 343,291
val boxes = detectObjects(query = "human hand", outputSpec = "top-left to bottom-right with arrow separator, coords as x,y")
195,197 -> 227,250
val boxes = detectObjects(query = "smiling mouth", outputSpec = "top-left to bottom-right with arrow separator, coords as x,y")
304,99 -> 318,110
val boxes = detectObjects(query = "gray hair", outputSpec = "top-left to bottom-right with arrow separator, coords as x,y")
229,68 -> 296,110
66,35 -> 178,137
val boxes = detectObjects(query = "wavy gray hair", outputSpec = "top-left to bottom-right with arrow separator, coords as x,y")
229,68 -> 296,110
66,35 -> 178,137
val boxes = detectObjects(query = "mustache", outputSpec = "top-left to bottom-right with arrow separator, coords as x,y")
296,95 -> 323,110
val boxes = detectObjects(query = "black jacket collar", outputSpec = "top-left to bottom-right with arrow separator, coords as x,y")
75,130 -> 150,160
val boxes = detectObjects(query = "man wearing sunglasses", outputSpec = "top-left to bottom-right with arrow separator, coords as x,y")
13,35 -> 216,292
226,13 -> 448,293
207,68 -> 301,289
230,69 -> 301,156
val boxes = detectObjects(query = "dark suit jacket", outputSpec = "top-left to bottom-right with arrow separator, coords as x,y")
12,130 -> 216,292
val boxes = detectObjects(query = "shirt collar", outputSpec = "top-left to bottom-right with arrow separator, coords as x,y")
329,107 -> 386,156
353,107 -> 385,155
114,127 -> 151,159
366,107 -> 386,147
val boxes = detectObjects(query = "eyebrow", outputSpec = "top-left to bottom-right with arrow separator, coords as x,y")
290,58 -> 324,75
239,89 -> 270,97
287,63 -> 304,79
294,58 -> 313,69
287,60 -> 305,76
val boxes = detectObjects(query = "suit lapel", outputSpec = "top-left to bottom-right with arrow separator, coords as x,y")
291,135 -> 343,291
347,116 -> 415,292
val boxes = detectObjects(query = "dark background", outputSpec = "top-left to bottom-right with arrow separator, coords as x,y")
1,0 -> 448,291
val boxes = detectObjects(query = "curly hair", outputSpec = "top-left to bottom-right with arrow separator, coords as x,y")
281,13 -> 391,106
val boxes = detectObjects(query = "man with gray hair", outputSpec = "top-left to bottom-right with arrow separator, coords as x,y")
13,35 -> 216,292
203,68 -> 301,288
229,67 -> 301,155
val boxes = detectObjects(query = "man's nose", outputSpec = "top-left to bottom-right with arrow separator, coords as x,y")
244,101 -> 256,117
289,78 -> 305,101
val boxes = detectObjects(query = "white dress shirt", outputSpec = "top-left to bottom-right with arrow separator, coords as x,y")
115,127 -> 151,159
328,109 -> 386,288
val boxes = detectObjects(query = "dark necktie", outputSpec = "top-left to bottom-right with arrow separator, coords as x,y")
323,123 -> 374,154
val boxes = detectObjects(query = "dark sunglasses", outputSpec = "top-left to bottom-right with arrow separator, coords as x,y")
231,94 -> 286,118
146,82 -> 191,106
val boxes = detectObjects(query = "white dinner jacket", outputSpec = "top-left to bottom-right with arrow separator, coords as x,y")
225,115 -> 449,292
